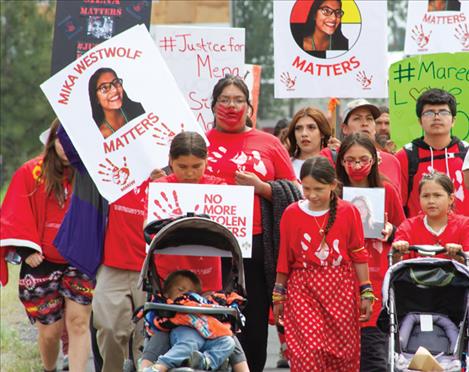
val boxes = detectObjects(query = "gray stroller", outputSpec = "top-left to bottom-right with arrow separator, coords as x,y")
379,245 -> 469,371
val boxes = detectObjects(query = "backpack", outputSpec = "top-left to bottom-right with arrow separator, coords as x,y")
404,140 -> 468,202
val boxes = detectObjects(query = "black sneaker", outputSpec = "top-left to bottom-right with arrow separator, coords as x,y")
188,351 -> 210,370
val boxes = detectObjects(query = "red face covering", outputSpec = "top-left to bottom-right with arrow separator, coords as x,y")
215,104 -> 245,129
346,162 -> 373,182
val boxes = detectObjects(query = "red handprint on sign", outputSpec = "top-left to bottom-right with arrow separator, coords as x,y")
153,123 -> 185,146
280,72 -> 297,90
356,70 -> 373,89
411,24 -> 432,48
98,157 -> 130,186
455,24 -> 469,48
152,190 -> 200,219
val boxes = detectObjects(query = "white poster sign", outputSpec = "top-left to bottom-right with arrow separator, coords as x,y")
41,25 -> 205,203
151,26 -> 245,132
148,183 -> 254,257
404,0 -> 469,55
274,0 -> 387,98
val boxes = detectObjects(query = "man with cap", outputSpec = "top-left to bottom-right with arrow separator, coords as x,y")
320,98 -> 402,196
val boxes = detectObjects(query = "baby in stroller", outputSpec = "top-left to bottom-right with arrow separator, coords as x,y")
141,269 -> 245,371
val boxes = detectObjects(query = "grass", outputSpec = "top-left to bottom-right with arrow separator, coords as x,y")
0,265 -> 43,371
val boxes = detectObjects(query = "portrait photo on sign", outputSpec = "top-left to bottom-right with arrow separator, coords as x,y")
289,0 -> 362,59
343,186 -> 385,239
427,0 -> 461,12
89,67 -> 146,138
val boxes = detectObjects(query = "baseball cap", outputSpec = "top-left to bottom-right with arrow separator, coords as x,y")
342,99 -> 380,124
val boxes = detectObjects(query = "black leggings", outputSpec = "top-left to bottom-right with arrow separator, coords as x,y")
236,234 -> 270,372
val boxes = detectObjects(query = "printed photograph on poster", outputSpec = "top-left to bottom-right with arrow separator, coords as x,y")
273,0 -> 387,98
148,183 -> 254,257
404,0 -> 469,55
151,26 -> 245,132
41,25 -> 206,203
343,187 -> 385,239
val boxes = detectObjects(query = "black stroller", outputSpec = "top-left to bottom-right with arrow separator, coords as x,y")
379,246 -> 469,371
137,214 -> 247,371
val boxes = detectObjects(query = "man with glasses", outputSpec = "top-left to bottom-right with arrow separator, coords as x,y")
396,88 -> 469,217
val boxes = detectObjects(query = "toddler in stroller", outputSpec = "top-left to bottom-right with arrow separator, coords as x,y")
137,215 -> 249,372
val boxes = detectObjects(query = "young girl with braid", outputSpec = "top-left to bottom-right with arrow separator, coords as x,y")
273,156 -> 373,372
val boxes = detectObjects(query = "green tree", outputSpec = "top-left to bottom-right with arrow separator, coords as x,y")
1,0 -> 55,186
388,0 -> 407,51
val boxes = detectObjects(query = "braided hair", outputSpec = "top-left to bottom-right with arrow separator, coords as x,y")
300,156 -> 338,244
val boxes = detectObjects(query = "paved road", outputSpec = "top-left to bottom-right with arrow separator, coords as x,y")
79,325 -> 288,371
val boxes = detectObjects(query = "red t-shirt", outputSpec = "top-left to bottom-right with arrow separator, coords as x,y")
395,213 -> 469,259
362,182 -> 405,328
277,199 -> 368,275
103,184 -> 147,271
320,147 -> 402,197
1,157 -> 71,264
144,173 -> 226,291
395,140 -> 469,217
206,129 -> 296,235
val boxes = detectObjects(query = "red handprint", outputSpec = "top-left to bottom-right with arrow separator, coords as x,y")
98,157 -> 130,185
66,21 -> 76,33
152,190 -> 200,219
280,72 -> 297,90
455,24 -> 469,48
356,70 -> 373,89
153,123 -> 185,146
411,24 -> 432,48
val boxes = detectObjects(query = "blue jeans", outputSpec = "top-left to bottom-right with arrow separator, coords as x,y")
157,326 -> 235,369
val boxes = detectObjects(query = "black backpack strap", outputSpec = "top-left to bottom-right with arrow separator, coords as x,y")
404,143 -> 419,209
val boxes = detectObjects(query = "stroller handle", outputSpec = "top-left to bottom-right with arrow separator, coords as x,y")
392,244 -> 467,257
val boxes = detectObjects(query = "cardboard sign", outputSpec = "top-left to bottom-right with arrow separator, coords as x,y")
41,25 -> 205,203
148,183 -> 254,257
51,0 -> 152,74
404,0 -> 469,55
243,64 -> 262,128
389,53 -> 469,148
273,0 -> 387,98
151,26 -> 245,132
343,187 -> 385,239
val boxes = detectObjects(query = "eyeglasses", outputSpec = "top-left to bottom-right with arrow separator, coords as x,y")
421,110 -> 452,118
343,157 -> 373,166
319,6 -> 345,18
96,78 -> 123,95
217,96 -> 247,107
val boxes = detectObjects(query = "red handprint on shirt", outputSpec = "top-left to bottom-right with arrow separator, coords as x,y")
411,24 -> 432,48
207,146 -> 228,174
98,157 -> 130,186
153,123 -> 185,146
356,71 -> 373,89
152,190 -> 200,219
455,24 -> 469,48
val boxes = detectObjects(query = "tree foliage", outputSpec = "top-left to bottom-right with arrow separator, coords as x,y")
388,0 -> 408,51
1,1 -> 55,186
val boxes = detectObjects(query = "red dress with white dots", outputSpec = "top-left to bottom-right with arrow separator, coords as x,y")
277,199 -> 368,372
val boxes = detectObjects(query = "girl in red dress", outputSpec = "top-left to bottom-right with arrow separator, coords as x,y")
393,171 -> 469,263
336,133 -> 406,371
274,156 -> 373,372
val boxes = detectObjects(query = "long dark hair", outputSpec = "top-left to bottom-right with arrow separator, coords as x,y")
286,107 -> 332,158
38,118 -> 74,206
88,67 -> 137,127
300,156 -> 338,242
304,0 -> 348,49
211,74 -> 254,128
336,133 -> 382,189
169,131 -> 207,160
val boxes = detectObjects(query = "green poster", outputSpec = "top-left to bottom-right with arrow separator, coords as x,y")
389,53 -> 469,149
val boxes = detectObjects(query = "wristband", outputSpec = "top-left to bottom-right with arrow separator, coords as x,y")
360,291 -> 378,303
359,283 -> 373,293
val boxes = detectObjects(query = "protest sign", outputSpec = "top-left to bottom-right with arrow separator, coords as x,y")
343,187 -> 385,239
151,26 -> 245,132
244,64 -> 262,128
41,25 -> 205,203
389,53 -> 469,148
51,0 -> 152,74
404,0 -> 469,55
273,0 -> 387,98
148,183 -> 254,257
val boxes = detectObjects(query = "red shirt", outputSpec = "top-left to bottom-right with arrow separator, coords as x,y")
1,157 -> 71,264
320,147 -> 402,197
144,173 -> 226,291
277,199 -> 368,275
395,213 -> 469,259
206,129 -> 296,235
362,182 -> 405,327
